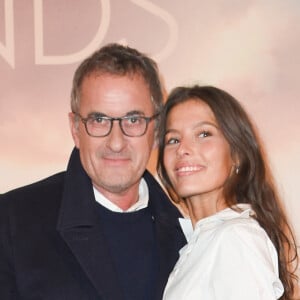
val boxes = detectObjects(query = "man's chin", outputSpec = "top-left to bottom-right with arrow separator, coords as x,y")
96,176 -> 132,193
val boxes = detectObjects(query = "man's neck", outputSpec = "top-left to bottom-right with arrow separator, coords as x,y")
95,187 -> 139,211
93,178 -> 149,212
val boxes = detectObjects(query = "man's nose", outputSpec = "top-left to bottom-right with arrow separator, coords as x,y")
106,120 -> 127,152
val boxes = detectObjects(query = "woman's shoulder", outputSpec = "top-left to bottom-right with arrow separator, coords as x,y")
215,210 -> 269,246
213,212 -> 279,267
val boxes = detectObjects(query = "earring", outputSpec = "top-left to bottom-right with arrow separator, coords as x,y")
235,166 -> 240,174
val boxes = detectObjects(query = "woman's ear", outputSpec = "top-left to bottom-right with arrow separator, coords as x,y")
232,153 -> 240,175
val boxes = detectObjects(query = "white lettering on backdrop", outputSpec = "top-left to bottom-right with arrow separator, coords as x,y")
0,0 -> 15,68
0,0 -> 178,67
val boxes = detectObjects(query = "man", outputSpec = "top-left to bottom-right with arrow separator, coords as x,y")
0,44 -> 186,299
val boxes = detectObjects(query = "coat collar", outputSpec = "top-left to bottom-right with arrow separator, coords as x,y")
57,148 -> 184,229
57,148 -> 97,229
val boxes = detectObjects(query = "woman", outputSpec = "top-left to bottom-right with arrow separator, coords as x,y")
157,85 -> 298,299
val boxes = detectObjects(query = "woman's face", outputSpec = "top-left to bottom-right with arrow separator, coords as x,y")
163,99 -> 234,201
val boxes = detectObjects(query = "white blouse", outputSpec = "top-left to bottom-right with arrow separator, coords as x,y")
163,205 -> 284,300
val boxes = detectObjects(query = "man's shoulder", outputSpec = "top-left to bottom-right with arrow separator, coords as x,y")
0,171 -> 66,215
2,171 -> 65,197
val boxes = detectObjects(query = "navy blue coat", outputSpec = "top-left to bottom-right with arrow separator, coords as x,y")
0,148 -> 186,300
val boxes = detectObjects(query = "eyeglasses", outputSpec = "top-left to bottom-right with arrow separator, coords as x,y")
73,112 -> 159,137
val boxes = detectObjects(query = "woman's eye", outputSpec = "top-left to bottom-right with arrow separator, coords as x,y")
199,131 -> 210,138
165,137 -> 179,145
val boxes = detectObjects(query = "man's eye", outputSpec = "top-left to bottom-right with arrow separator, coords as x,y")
94,117 -> 105,123
90,116 -> 108,125
127,116 -> 142,124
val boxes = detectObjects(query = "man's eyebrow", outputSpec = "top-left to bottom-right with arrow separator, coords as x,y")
86,111 -> 145,118
124,110 -> 145,116
87,112 -> 107,118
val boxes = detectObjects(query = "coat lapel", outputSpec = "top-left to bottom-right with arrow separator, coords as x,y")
145,171 -> 187,300
57,148 -> 123,299
59,226 -> 123,299
153,213 -> 186,299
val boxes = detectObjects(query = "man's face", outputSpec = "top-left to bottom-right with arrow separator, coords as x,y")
69,72 -> 156,201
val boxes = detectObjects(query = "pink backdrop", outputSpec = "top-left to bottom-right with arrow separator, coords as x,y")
1,0 -> 300,288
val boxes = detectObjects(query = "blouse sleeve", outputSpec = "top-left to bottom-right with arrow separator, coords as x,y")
208,220 -> 284,300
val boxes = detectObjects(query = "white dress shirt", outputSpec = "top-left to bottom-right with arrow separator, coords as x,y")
93,178 -> 149,212
163,204 -> 284,300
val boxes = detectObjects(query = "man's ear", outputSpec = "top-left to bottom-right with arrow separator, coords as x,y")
68,112 -> 80,148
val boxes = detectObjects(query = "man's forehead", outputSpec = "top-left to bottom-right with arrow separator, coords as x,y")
79,74 -> 154,115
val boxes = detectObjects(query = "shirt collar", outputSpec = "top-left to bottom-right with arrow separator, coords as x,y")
93,178 -> 149,212
179,204 -> 254,242
192,203 -> 254,232
178,217 -> 194,242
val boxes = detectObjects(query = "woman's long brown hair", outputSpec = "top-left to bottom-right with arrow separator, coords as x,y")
157,85 -> 298,299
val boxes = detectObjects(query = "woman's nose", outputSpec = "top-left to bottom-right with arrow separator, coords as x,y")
176,138 -> 192,157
